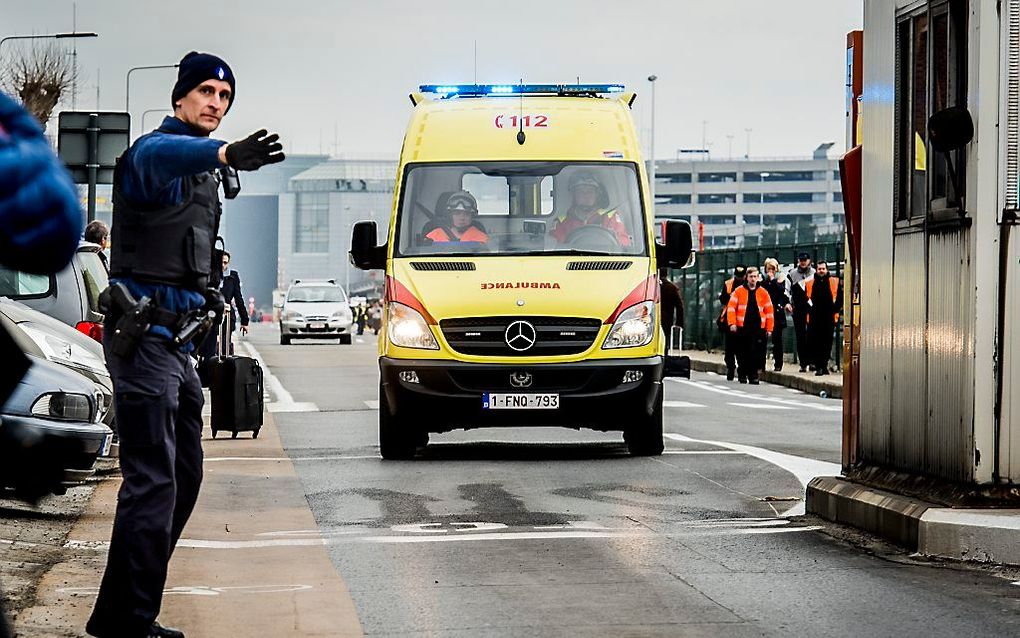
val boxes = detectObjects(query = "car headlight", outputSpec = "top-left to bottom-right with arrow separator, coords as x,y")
20,323 -> 108,376
387,302 -> 438,350
31,392 -> 95,422
331,309 -> 352,321
283,310 -> 304,321
603,301 -> 656,349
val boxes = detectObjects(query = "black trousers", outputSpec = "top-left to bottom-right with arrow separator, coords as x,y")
769,326 -> 785,370
87,336 -> 204,638
723,327 -> 738,372
810,320 -> 837,371
736,327 -> 766,380
792,311 -> 810,366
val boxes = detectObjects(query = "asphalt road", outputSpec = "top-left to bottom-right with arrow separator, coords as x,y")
246,324 -> 1020,637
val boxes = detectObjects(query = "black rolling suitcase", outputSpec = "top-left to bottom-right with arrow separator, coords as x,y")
209,308 -> 264,439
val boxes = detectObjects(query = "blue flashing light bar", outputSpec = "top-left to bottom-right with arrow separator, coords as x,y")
419,83 -> 626,98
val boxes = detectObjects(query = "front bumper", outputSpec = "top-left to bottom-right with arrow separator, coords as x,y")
280,319 -> 354,337
380,356 -> 663,433
0,415 -> 110,487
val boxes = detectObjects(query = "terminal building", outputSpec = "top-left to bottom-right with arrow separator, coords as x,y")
652,143 -> 845,248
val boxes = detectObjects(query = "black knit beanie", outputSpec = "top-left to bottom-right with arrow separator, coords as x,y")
171,51 -> 235,112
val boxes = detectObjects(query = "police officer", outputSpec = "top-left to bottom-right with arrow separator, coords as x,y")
86,52 -> 284,638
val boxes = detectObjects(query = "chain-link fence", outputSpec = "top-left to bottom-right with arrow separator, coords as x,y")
667,241 -> 845,366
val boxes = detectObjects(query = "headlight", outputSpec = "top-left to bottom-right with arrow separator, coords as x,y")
31,392 -> 95,422
603,301 -> 656,349
387,302 -> 438,350
331,309 -> 352,321
20,323 -> 108,375
283,310 -> 304,321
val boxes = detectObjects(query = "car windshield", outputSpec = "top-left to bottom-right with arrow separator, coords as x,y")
288,286 -> 346,303
395,162 -> 647,257
0,265 -> 52,298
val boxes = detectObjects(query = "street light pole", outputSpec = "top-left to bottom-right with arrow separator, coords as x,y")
0,31 -> 98,55
125,64 -> 179,137
647,75 -> 657,218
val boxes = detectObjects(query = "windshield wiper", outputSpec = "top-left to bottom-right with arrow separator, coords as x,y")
511,249 -> 621,257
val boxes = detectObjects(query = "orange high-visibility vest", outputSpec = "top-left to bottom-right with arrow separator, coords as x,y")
805,276 -> 840,323
726,285 -> 775,332
426,226 -> 489,243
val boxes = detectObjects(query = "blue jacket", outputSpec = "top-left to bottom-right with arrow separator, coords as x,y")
0,91 -> 83,274
113,116 -> 227,341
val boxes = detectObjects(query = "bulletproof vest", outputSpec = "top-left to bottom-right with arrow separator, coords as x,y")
110,157 -> 221,292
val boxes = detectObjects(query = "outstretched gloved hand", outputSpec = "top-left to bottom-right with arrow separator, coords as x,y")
225,129 -> 285,171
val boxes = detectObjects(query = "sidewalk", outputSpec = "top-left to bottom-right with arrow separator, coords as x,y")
685,349 -> 843,399
13,406 -> 364,637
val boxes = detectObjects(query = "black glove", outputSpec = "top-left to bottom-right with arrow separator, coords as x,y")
225,129 -> 285,171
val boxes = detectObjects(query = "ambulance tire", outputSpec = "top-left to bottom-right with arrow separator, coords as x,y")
625,392 -> 664,456
379,382 -> 416,460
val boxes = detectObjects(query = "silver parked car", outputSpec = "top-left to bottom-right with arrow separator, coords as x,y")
278,280 -> 355,345
0,241 -> 108,343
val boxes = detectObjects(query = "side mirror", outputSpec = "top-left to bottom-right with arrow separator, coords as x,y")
349,221 -> 387,270
928,106 -> 974,152
657,220 -> 694,269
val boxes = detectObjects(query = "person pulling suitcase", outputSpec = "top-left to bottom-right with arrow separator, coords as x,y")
209,306 -> 264,439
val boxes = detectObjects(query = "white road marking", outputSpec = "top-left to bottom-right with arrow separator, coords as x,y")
728,402 -> 794,410
242,342 -> 319,413
364,400 -> 380,409
662,450 -> 742,455
664,400 -> 706,408
356,338 -> 365,344
204,455 -> 380,463
663,432 -> 841,517
667,377 -> 841,412
57,584 -> 313,597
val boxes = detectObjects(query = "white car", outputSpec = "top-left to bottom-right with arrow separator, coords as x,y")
278,280 -> 355,345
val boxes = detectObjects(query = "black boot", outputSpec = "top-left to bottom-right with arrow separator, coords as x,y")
148,622 -> 185,638
726,369 -> 735,381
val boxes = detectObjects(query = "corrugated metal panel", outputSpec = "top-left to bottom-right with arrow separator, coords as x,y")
926,230 -> 974,481
889,232 -> 927,470
1004,0 -> 1020,213
859,0 -> 898,468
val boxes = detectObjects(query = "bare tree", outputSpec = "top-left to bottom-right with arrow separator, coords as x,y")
1,41 -> 77,131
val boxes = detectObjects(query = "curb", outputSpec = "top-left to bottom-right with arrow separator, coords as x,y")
687,354 -> 843,399
807,476 -> 1020,566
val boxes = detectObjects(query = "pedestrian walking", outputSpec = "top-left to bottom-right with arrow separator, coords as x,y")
355,302 -> 368,335
0,88 -> 84,638
718,265 -> 746,380
201,250 -> 250,355
85,219 -> 111,269
659,268 -> 684,351
726,267 -> 774,384
804,260 -> 843,376
87,51 -> 284,638
787,252 -> 815,372
761,258 -> 790,371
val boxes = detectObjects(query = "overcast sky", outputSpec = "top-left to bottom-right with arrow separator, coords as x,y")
4,0 -> 862,159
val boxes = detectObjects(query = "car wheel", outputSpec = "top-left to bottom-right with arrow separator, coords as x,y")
625,390 -> 664,456
280,334 -> 291,345
339,333 -> 353,345
378,381 -> 416,460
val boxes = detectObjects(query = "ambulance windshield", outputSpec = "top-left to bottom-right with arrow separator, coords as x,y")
395,162 -> 647,257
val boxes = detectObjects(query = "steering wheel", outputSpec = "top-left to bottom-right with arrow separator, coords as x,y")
565,224 -> 620,251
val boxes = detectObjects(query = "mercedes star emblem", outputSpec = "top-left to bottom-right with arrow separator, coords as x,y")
504,320 -> 537,352
510,372 -> 533,388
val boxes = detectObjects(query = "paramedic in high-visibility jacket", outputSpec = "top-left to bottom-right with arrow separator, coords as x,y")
726,267 -> 775,385
551,172 -> 630,246
804,260 -> 843,377
87,51 -> 284,638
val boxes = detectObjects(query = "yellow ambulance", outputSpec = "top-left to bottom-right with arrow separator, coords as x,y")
350,83 -> 693,459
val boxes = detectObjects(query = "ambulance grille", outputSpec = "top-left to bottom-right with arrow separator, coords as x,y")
440,316 -> 603,356
566,261 -> 633,271
410,261 -> 476,271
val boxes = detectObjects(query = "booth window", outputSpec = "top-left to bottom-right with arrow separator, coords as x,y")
894,1 -> 968,226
